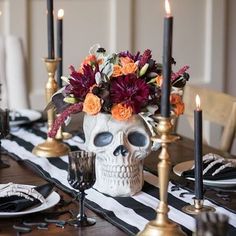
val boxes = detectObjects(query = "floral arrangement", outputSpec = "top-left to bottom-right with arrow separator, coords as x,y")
48,44 -> 189,137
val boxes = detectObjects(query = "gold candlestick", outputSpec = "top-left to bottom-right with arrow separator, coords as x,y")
138,116 -> 186,236
182,198 -> 215,215
32,58 -> 70,158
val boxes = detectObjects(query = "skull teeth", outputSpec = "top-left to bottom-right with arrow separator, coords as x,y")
99,176 -> 141,187
101,164 -> 140,180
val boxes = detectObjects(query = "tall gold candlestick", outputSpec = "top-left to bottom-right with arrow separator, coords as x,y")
32,58 -> 70,158
138,116 -> 186,236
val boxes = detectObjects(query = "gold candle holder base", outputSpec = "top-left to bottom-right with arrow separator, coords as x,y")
138,219 -> 185,236
32,138 -> 70,158
56,130 -> 72,140
139,116 -> 186,236
182,198 -> 215,215
33,58 -> 70,158
62,132 -> 72,140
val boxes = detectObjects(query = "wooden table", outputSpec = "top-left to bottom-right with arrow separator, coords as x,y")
0,136 -> 235,235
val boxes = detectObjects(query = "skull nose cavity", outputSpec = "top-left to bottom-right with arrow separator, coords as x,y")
113,145 -> 128,156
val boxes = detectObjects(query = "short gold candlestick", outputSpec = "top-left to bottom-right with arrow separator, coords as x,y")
182,198 -> 215,215
32,58 -> 70,158
138,116 -> 186,236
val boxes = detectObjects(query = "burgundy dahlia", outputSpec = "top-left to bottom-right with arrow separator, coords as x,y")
65,64 -> 98,99
110,74 -> 150,113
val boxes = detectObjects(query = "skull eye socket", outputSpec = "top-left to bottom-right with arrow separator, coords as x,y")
94,132 -> 113,147
128,131 -> 148,147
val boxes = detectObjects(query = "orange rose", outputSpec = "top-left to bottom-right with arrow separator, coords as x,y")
111,103 -> 133,121
112,64 -> 123,77
83,54 -> 97,66
120,57 -> 134,66
173,102 -> 185,116
83,93 -> 101,115
79,54 -> 97,73
121,63 -> 138,75
170,93 -> 182,104
155,75 -> 163,87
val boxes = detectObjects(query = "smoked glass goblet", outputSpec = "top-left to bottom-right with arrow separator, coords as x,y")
67,150 -> 96,227
0,109 -> 10,169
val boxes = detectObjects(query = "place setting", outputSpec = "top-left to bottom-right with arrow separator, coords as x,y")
0,150 -> 96,219
171,94 -> 236,216
0,104 -> 41,169
9,109 -> 42,127
0,183 -> 59,218
173,153 -> 236,188
0,149 -> 97,235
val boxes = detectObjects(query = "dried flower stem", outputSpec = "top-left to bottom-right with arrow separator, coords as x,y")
48,102 -> 83,138
171,65 -> 189,81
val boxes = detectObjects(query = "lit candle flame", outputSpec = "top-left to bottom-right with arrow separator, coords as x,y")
195,94 -> 201,110
165,0 -> 171,17
57,9 -> 64,19
0,11 -> 2,16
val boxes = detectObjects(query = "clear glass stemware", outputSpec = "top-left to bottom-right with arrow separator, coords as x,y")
67,150 -> 96,227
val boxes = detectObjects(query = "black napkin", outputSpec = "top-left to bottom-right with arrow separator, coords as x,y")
0,183 -> 54,212
182,155 -> 236,180
9,116 -> 30,122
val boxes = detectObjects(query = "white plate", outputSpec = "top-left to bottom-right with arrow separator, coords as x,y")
9,109 -> 41,126
173,160 -> 236,187
0,191 -> 60,218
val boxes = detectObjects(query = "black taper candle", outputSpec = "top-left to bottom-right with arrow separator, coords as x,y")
161,3 -> 173,118
47,0 -> 55,59
57,9 -> 63,88
194,95 -> 203,200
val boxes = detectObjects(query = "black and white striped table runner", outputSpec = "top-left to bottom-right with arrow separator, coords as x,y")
2,124 -> 236,235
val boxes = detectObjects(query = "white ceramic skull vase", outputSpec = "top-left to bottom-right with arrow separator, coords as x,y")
83,113 -> 152,197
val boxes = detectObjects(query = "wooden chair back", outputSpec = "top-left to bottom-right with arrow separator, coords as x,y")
181,84 -> 236,153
